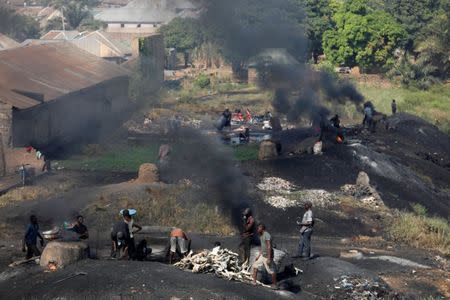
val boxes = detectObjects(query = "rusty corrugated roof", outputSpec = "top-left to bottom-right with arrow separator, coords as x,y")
0,42 -> 130,109
0,33 -> 20,51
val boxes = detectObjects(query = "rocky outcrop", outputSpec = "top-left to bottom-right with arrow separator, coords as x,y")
259,141 -> 278,160
40,241 -> 89,269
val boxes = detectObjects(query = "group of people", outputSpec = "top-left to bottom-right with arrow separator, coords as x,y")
239,202 -> 314,289
23,214 -> 88,259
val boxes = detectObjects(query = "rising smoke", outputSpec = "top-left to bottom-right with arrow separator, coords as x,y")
160,128 -> 251,229
199,0 -> 364,122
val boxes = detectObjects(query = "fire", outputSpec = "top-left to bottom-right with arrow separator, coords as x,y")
48,262 -> 57,271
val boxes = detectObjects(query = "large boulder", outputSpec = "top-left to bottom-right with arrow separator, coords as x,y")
136,163 -> 159,183
40,241 -> 89,268
259,141 -> 278,160
356,171 -> 370,187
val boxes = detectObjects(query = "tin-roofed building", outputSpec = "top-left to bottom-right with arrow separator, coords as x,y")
0,43 -> 131,147
0,33 -> 20,51
95,0 -> 197,33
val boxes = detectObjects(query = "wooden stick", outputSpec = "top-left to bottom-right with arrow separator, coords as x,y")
9,256 -> 40,267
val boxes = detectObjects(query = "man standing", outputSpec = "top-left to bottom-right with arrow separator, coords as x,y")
295,201 -> 314,260
252,224 -> 277,289
22,215 -> 44,259
169,228 -> 190,264
71,215 -> 89,240
239,208 -> 255,265
122,209 -> 142,260
391,99 -> 397,115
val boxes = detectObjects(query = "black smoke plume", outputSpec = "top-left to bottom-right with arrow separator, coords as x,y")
160,128 -> 251,229
199,0 -> 364,122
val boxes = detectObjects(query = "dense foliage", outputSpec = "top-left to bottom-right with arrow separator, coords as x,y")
0,4 -> 40,41
159,17 -> 205,52
323,0 -> 406,71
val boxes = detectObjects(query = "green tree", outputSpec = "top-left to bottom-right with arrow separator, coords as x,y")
303,0 -> 334,63
159,17 -> 205,52
323,0 -> 406,71
384,0 -> 441,52
0,4 -> 40,41
415,7 -> 450,79
49,0 -> 99,29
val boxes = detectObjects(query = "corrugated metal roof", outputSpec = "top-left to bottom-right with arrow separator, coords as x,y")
41,30 -> 81,40
0,33 -> 20,51
0,42 -> 130,109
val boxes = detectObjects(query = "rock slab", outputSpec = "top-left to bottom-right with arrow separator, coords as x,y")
40,241 -> 89,268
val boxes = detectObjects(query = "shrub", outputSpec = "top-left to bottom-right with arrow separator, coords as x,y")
387,209 -> 450,255
195,73 -> 211,89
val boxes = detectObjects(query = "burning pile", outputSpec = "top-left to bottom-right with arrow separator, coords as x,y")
174,247 -> 253,283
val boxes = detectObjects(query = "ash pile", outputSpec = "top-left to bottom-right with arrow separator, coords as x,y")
331,275 -> 393,300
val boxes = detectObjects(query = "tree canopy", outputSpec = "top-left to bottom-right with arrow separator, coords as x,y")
158,17 -> 205,52
0,4 -> 40,42
323,0 -> 406,71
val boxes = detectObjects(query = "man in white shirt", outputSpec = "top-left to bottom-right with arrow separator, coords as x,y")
294,201 -> 314,260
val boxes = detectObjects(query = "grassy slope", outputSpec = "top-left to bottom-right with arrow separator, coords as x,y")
356,84 -> 450,133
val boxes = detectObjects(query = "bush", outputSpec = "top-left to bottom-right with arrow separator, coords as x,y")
387,208 -> 450,255
195,74 -> 211,89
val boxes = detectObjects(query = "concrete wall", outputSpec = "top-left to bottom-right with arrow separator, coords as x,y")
106,23 -> 161,33
12,76 -> 131,147
0,103 -> 12,147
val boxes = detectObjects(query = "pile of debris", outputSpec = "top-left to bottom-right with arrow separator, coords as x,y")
257,177 -> 297,193
265,190 -> 333,210
174,247 -> 253,283
266,196 -> 298,209
332,275 -> 391,299
258,177 -> 334,209
341,172 -> 384,208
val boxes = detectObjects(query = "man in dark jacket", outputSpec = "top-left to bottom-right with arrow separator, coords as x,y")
239,208 -> 255,265
22,215 -> 44,259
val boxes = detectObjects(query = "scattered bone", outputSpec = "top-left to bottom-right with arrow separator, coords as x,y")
174,247 -> 266,286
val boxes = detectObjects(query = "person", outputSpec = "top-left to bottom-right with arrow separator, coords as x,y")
391,99 -> 397,115
239,128 -> 250,143
169,228 -> 190,264
22,215 -> 44,259
135,239 -> 152,261
41,155 -> 51,172
36,150 -> 42,160
363,102 -> 374,131
295,201 -> 314,260
252,223 -> 277,289
19,164 -> 28,186
122,209 -> 142,260
264,111 -> 272,121
318,113 -> 329,141
222,108 -> 232,129
239,208 -> 255,265
158,144 -> 171,166
71,215 -> 89,240
330,114 -> 341,128
110,220 -> 130,259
